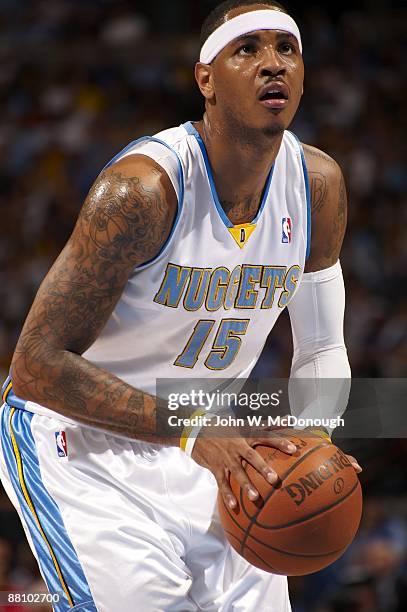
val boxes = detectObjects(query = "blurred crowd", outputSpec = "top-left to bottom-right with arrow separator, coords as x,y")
0,0 -> 406,379
0,1 -> 405,611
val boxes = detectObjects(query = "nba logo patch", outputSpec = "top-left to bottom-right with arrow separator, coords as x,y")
282,217 -> 292,243
55,431 -> 68,457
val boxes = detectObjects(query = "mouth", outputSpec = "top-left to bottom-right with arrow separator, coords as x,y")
258,82 -> 289,110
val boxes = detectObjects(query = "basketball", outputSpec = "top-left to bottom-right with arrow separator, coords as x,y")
218,429 -> 363,576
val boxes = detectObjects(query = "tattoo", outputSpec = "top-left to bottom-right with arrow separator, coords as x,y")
49,358 -> 97,412
81,169 -> 169,267
309,172 -> 327,213
220,192 -> 262,225
303,144 -> 347,271
11,164 -> 177,442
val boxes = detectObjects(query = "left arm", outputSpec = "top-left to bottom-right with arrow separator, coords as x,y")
289,144 -> 349,380
287,145 -> 359,469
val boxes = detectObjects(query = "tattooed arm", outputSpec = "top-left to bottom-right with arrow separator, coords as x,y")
302,144 -> 347,272
10,154 -> 180,441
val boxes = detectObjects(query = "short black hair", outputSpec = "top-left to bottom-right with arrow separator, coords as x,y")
200,1 -> 288,47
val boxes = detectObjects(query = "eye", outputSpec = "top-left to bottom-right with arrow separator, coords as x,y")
279,41 -> 295,55
236,43 -> 256,56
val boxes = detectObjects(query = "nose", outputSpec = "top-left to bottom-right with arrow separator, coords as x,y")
259,46 -> 286,77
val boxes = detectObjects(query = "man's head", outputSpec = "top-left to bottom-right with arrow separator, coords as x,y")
196,1 -> 304,140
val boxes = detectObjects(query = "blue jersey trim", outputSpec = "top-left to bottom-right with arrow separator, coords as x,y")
252,164 -> 275,224
183,121 -> 274,230
2,374 -> 12,401
103,136 -> 185,271
300,145 -> 312,261
1,375 -> 11,394
0,405 -> 96,611
289,132 -> 312,261
2,376 -> 26,410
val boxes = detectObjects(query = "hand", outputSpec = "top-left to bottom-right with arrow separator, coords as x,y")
191,425 -> 297,510
305,428 -> 363,474
346,454 -> 363,473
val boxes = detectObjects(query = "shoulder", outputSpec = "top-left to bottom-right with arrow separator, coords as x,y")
78,153 -> 178,268
98,153 -> 177,213
302,143 -> 340,171
301,142 -> 344,217
302,143 -> 343,198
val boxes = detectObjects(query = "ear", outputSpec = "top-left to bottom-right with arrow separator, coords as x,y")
195,62 -> 215,101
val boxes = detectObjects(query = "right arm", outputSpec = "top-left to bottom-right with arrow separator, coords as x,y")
11,154 -> 178,441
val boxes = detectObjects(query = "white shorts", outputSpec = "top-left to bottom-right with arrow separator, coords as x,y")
0,403 -> 290,612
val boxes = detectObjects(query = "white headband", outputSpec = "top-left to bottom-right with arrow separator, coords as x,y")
200,9 -> 302,64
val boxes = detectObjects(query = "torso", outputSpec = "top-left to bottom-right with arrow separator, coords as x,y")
82,122 -> 311,396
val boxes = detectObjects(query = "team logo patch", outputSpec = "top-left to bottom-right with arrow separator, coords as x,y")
228,223 -> 257,248
55,431 -> 68,457
282,217 -> 292,243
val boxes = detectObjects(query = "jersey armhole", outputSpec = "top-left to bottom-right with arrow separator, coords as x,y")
287,132 -> 312,261
103,136 -> 185,271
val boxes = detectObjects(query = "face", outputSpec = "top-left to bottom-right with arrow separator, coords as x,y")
197,5 -> 304,139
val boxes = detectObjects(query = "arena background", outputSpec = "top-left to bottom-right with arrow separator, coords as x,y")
0,1 -> 405,610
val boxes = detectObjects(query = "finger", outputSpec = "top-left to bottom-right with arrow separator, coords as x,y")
347,454 -> 363,473
243,446 -> 279,485
218,469 -> 238,509
254,435 -> 297,455
229,459 -> 260,501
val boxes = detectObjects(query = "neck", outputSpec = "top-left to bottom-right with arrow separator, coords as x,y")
195,113 -> 284,224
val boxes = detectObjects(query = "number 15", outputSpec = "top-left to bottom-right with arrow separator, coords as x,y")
174,318 -> 250,370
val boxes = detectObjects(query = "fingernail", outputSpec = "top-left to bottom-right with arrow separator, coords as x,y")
353,463 -> 362,472
287,444 -> 297,452
227,496 -> 237,509
266,470 -> 278,484
248,488 -> 259,500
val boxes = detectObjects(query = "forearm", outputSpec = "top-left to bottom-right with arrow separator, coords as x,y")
289,347 -> 351,429
288,261 -> 351,430
11,349 -> 178,445
291,344 -> 350,380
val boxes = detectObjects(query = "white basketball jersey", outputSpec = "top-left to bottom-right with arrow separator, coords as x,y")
81,122 -> 311,397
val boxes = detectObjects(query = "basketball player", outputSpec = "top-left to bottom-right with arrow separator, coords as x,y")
0,1 -> 361,610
